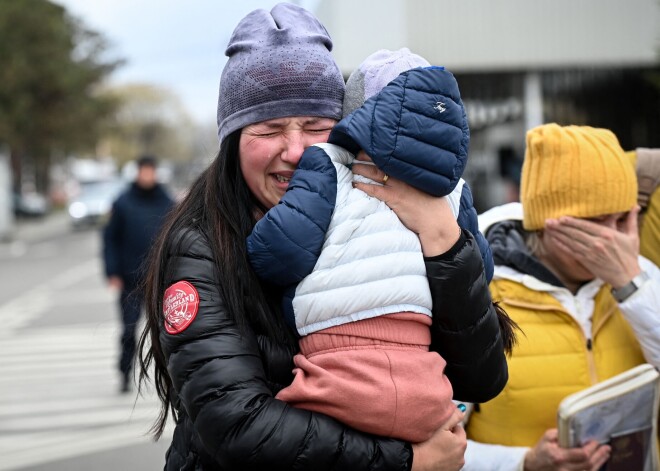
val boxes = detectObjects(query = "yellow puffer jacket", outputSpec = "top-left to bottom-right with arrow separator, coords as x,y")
466,278 -> 645,447
640,188 -> 660,267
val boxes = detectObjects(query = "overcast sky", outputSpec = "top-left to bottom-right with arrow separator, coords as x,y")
53,1 -> 318,126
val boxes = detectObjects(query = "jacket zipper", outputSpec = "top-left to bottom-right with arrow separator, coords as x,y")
585,339 -> 597,384
576,297 -> 598,384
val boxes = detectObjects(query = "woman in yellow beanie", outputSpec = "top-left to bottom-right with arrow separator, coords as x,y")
462,123 -> 660,470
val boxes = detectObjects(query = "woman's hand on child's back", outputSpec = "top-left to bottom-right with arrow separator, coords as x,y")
411,407 -> 467,471
352,151 -> 461,257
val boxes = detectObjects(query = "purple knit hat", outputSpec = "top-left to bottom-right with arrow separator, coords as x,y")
217,3 -> 345,143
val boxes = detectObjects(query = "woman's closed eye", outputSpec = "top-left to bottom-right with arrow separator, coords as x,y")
242,126 -> 280,138
307,127 -> 333,134
256,131 -> 280,137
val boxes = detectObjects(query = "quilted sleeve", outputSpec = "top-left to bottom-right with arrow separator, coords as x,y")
456,181 -> 494,283
425,230 -> 508,403
246,145 -> 337,286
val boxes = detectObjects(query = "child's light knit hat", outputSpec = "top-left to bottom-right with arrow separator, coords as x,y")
343,48 -> 430,118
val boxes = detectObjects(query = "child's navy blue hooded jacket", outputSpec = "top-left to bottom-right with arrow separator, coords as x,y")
247,67 -> 494,333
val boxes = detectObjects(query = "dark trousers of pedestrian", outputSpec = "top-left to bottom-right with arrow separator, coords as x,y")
119,284 -> 142,391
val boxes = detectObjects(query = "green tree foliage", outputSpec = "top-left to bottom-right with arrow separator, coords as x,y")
0,0 -> 122,192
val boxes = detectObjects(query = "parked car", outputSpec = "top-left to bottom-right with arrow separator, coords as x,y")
68,179 -> 126,229
13,191 -> 49,218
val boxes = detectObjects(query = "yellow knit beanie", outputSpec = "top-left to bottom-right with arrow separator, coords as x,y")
521,123 -> 637,230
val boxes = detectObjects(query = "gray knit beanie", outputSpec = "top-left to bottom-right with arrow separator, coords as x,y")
343,48 -> 430,118
217,3 -> 345,143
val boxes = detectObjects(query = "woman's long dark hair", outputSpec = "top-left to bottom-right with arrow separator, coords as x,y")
137,131 -> 295,439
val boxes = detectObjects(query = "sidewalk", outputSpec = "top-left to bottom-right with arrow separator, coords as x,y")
1,211 -> 71,245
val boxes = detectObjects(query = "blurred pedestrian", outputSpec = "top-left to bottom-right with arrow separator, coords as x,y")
103,155 -> 174,393
626,147 -> 660,267
464,124 -> 660,470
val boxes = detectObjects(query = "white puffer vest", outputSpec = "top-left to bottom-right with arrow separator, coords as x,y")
293,143 -> 463,336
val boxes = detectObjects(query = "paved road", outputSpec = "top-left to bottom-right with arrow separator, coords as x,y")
0,214 -> 171,470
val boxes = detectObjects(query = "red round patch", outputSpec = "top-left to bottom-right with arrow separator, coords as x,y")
163,281 -> 200,334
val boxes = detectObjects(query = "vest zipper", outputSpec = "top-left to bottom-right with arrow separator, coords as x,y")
576,297 -> 598,385
584,337 -> 597,383
582,296 -> 619,385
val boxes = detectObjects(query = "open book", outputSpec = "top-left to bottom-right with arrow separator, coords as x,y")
558,363 -> 660,471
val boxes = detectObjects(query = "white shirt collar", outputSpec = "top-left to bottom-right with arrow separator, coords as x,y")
493,265 -> 602,339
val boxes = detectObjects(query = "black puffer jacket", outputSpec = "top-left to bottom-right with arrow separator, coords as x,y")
160,228 -> 507,471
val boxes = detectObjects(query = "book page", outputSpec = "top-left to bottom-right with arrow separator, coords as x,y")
567,381 -> 655,446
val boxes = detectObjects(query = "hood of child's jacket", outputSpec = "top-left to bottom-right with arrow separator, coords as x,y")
328,67 -> 469,197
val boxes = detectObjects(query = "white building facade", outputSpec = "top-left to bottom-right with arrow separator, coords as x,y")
316,0 -> 660,209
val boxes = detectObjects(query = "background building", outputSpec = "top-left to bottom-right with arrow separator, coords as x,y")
316,0 -> 660,209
